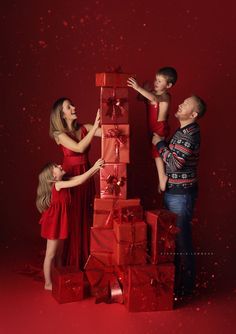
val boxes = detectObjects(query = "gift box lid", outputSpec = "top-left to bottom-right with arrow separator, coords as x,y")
96,72 -> 134,87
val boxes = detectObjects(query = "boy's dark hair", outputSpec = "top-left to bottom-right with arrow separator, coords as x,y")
157,67 -> 178,85
192,95 -> 207,118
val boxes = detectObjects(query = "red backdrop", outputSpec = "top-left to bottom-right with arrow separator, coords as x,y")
1,0 -> 235,287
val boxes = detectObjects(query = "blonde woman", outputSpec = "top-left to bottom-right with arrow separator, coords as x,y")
50,97 -> 102,269
36,159 -> 104,290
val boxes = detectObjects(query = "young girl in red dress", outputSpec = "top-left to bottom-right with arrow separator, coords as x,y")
127,67 -> 177,192
36,158 -> 104,290
49,98 -> 102,269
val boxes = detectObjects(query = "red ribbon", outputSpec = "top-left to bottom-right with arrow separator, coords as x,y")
120,206 -> 143,223
117,222 -> 147,262
105,174 -> 126,197
103,95 -> 128,121
105,125 -> 128,162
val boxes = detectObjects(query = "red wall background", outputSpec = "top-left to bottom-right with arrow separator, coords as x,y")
1,0 -> 235,286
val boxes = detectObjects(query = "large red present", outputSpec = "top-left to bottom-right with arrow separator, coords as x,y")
96,72 -> 131,87
100,163 -> 127,199
102,124 -> 130,163
93,197 -> 143,228
90,227 -> 116,264
52,266 -> 85,303
100,87 -> 129,124
123,264 -> 175,312
113,221 -> 147,265
145,210 -> 179,264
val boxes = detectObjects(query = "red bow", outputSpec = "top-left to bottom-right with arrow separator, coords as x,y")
105,175 -> 126,196
105,97 -> 128,120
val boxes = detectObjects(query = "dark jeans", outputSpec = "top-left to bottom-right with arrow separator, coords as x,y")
164,191 -> 197,295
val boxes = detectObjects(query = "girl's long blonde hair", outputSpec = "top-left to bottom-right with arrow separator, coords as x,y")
49,97 -> 79,140
36,163 -> 55,213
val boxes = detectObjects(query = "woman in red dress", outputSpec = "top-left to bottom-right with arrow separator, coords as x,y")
36,159 -> 103,290
49,97 -> 101,269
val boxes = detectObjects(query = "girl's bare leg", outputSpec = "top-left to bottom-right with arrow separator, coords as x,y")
55,240 -> 64,268
43,239 -> 60,290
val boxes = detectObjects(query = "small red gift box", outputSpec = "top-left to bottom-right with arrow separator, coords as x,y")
52,266 -> 85,303
93,197 -> 143,228
96,72 -> 131,87
102,124 -> 130,163
100,87 -> 129,124
100,163 -> 127,199
145,210 -> 179,264
123,264 -> 175,312
113,221 -> 147,265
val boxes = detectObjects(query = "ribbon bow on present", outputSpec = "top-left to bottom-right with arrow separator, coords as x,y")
105,174 -> 126,197
105,126 -> 128,162
106,127 -> 127,145
105,96 -> 128,120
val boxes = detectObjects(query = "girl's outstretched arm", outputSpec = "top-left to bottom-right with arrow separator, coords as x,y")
55,158 -> 104,190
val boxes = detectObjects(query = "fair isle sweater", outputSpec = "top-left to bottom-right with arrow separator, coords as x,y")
157,122 -> 200,194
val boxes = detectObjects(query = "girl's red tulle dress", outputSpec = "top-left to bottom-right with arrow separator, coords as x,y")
60,124 -> 95,269
39,185 -> 71,240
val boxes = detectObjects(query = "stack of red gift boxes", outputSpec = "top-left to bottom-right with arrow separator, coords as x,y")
52,71 -> 180,311
84,71 -> 180,311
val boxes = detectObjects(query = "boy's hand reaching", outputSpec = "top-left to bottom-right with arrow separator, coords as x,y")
127,77 -> 140,91
152,133 -> 164,145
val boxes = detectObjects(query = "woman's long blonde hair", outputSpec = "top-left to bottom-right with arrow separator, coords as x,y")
49,97 -> 79,140
36,163 -> 55,213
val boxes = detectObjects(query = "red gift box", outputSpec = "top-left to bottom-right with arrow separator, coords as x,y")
90,227 -> 115,253
145,210 -> 179,264
96,72 -> 132,87
102,124 -> 130,163
113,221 -> 147,265
52,266 -> 85,303
100,163 -> 127,199
100,87 -> 129,124
84,255 -> 123,304
93,197 -> 143,228
123,264 -> 175,312
113,220 -> 147,243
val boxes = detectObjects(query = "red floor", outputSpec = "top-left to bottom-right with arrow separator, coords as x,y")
1,241 -> 235,334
